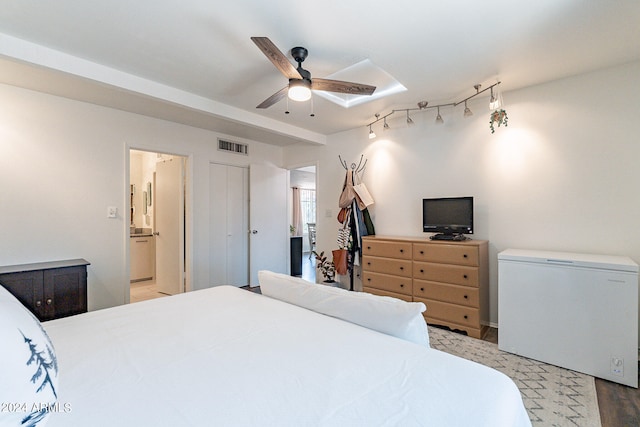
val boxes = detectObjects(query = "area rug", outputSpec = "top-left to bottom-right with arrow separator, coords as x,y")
428,326 -> 602,427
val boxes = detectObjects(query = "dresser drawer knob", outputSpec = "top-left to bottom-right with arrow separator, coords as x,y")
36,300 -> 42,307
399,266 -> 404,271
420,250 -> 424,255
367,262 -> 371,266
46,299 -> 52,305
420,287 -> 424,292
463,274 -> 468,279
367,278 -> 371,282
463,254 -> 468,258
400,249 -> 404,253
464,315 -> 468,320
400,284 -> 404,288
463,294 -> 468,299
420,269 -> 424,273
367,246 -> 371,250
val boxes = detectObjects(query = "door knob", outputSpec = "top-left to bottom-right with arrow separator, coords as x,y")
250,230 -> 258,234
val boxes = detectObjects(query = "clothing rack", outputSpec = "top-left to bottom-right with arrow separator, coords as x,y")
339,154 -> 367,175
338,155 -> 369,291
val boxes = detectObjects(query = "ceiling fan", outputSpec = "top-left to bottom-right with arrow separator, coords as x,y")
251,37 -> 376,109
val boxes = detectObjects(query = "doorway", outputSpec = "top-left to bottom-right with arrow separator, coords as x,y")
129,150 -> 188,303
290,165 -> 317,283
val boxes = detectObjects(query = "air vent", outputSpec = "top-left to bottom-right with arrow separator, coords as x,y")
218,139 -> 248,155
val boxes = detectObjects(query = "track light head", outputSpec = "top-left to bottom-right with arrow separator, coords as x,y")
464,101 -> 473,117
383,117 -> 389,130
368,125 -> 376,139
406,111 -> 414,125
435,107 -> 444,124
489,86 -> 502,110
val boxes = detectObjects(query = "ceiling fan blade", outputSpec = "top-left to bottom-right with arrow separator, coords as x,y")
312,78 -> 376,95
251,37 -> 301,80
256,86 -> 289,109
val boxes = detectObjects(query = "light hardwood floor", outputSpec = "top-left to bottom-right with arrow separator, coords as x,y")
483,328 -> 639,427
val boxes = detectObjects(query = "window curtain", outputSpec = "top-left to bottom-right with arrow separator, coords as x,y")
292,187 -> 303,236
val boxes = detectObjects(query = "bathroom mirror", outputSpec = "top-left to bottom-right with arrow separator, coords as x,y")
143,191 -> 148,215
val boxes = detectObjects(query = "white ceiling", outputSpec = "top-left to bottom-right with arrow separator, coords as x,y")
0,0 -> 639,146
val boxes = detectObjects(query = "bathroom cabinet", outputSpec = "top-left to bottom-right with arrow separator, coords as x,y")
131,235 -> 155,282
0,259 -> 90,321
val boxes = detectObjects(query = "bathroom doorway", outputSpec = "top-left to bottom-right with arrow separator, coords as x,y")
129,150 -> 188,303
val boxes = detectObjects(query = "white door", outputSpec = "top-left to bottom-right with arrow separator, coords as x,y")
155,157 -> 185,295
210,163 -> 248,286
249,164 -> 288,286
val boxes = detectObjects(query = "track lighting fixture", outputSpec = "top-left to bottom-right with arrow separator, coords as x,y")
406,110 -> 414,125
365,81 -> 503,138
489,86 -> 502,110
463,100 -> 473,117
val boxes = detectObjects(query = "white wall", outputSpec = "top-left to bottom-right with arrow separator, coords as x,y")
0,83 -> 283,311
284,60 -> 640,327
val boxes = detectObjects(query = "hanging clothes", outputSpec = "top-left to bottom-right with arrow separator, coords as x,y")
338,170 -> 357,208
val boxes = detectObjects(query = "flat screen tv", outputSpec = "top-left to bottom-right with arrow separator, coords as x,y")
422,196 -> 474,240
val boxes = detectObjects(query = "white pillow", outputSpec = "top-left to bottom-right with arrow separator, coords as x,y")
0,285 -> 59,427
258,270 -> 429,347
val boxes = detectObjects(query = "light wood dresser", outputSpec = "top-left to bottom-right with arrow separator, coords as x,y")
361,235 -> 489,339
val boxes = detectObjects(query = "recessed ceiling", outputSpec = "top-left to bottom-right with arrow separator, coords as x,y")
314,59 -> 407,108
0,0 -> 638,145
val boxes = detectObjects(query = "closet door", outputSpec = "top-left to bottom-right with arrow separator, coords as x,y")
209,163 -> 248,286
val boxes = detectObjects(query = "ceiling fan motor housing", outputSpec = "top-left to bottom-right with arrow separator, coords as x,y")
290,46 -> 308,63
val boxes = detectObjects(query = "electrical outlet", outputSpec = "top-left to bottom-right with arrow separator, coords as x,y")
610,356 -> 624,377
107,206 -> 117,218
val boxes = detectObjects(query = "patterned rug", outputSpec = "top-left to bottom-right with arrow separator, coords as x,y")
428,326 -> 602,427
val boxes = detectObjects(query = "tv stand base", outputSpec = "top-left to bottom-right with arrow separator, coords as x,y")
430,233 -> 468,241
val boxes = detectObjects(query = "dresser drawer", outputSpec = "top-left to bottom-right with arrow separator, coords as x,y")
413,261 -> 478,286
416,297 -> 480,328
363,287 -> 413,302
413,243 -> 479,266
413,279 -> 479,308
362,271 -> 412,296
363,256 -> 412,277
362,239 -> 412,260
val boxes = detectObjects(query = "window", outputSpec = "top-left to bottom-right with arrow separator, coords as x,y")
299,188 -> 316,231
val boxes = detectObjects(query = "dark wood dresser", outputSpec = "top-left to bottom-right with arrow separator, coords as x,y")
0,258 -> 90,321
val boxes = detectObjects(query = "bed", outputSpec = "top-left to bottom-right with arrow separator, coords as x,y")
1,271 -> 531,427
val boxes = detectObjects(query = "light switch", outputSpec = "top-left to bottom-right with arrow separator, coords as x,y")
107,206 -> 117,218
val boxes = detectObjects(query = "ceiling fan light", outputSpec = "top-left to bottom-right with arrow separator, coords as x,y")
288,80 -> 312,102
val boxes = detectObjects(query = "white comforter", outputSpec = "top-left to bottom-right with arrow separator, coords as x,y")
44,286 -> 530,426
